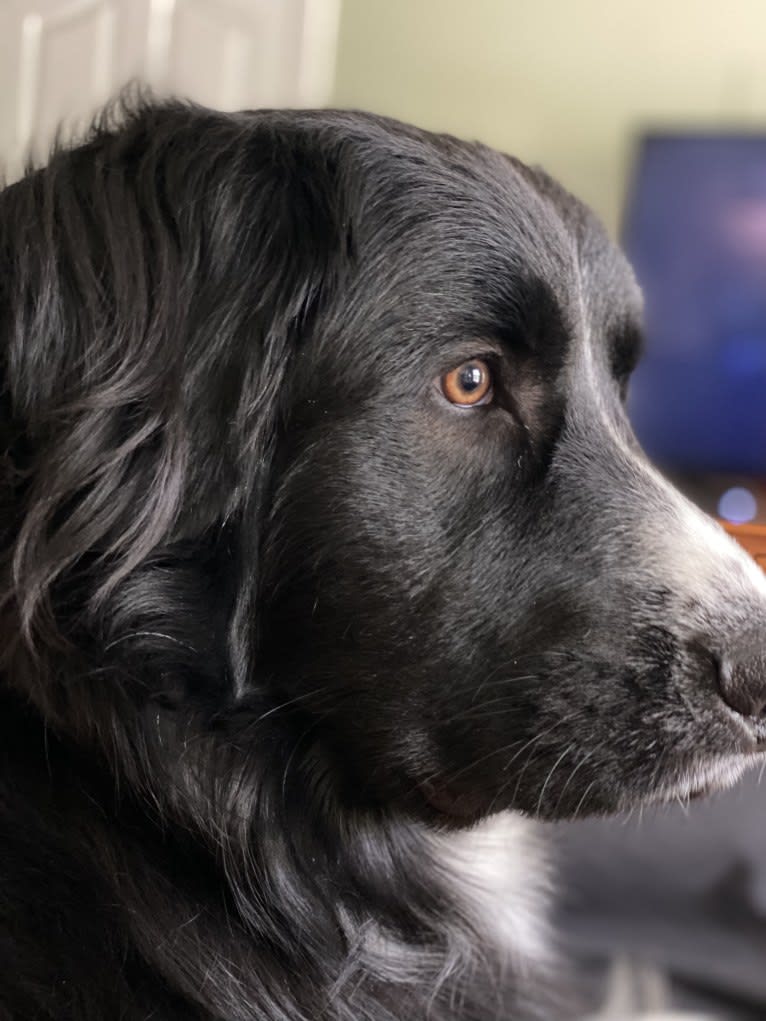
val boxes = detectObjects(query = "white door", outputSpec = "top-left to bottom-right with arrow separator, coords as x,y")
0,0 -> 340,177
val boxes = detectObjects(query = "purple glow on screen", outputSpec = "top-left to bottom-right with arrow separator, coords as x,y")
625,136 -> 766,475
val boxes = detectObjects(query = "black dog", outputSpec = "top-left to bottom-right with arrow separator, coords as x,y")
1,98 -> 766,1021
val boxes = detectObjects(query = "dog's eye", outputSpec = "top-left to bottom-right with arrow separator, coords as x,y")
440,360 -> 493,407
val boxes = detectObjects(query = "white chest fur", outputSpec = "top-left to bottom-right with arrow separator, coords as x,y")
431,812 -> 553,974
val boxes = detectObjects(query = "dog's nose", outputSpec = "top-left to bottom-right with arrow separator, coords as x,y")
718,652 -> 766,720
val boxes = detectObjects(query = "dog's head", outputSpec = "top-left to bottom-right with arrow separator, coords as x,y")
2,101 -> 765,828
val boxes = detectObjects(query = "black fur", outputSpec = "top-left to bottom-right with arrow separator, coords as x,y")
1,97 -> 765,1020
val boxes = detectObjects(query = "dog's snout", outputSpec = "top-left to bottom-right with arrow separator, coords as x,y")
717,650 -> 766,722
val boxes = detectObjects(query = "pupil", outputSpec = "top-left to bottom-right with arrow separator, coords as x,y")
460,365 -> 482,392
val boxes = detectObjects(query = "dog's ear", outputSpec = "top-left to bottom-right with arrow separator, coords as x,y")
0,102 -> 348,663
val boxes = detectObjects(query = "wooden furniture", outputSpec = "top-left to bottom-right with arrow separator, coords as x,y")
722,522 -> 766,571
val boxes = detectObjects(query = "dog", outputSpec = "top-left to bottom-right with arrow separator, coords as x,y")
1,97 -> 766,1021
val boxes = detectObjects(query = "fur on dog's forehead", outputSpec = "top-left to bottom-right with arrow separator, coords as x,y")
296,111 -> 642,381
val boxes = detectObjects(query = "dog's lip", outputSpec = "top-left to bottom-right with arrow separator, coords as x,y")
654,748 -> 763,808
717,700 -> 766,749
417,779 -> 488,821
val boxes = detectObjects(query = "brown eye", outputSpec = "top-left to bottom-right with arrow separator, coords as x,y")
440,359 -> 493,407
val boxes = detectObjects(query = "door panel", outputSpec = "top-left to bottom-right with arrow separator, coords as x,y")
0,0 -> 339,177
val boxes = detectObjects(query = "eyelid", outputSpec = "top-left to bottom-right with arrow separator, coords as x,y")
611,327 -> 645,380
438,347 -> 503,375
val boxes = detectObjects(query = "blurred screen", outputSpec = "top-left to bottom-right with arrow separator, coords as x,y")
625,135 -> 766,489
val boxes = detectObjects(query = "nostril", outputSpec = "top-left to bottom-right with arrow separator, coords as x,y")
717,654 -> 766,720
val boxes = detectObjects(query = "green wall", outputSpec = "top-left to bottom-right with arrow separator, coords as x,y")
332,0 -> 766,234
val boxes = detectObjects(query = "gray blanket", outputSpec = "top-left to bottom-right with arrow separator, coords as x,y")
554,769 -> 766,1020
